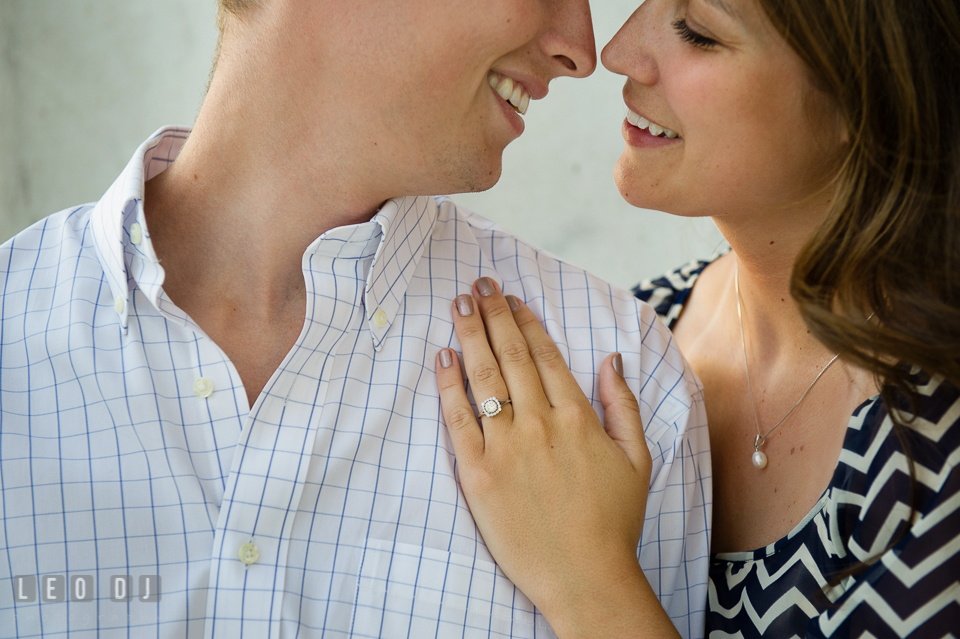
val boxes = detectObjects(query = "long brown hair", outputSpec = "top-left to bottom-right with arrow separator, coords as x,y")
759,0 -> 959,583
758,0 -> 960,405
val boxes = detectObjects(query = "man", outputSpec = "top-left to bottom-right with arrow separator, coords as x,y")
0,1 -> 711,637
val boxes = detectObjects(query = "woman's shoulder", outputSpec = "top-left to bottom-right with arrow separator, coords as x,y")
632,246 -> 730,329
836,369 -> 960,513
810,370 -> 960,637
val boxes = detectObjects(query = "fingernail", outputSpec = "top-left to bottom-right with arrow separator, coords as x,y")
456,295 -> 474,317
506,295 -> 520,312
439,348 -> 454,369
613,353 -> 624,378
476,277 -> 496,298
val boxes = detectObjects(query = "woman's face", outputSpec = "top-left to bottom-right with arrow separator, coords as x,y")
602,0 -> 845,220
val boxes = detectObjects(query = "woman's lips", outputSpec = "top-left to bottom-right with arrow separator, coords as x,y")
622,108 -> 681,148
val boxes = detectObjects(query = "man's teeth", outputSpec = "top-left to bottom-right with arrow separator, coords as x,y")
626,109 -> 678,139
488,72 -> 530,115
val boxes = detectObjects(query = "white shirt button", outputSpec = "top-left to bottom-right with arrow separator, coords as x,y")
193,377 -> 214,399
238,542 -> 259,565
114,295 -> 125,314
374,309 -> 388,328
130,223 -> 142,245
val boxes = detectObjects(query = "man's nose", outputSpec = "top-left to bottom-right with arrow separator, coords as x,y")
543,0 -> 598,78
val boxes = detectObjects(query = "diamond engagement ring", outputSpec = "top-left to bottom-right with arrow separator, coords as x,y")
476,397 -> 511,419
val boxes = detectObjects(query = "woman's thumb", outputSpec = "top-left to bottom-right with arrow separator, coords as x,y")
599,353 -> 651,472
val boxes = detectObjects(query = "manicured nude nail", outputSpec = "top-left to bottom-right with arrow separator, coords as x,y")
456,295 -> 474,317
613,353 -> 624,378
476,277 -> 496,297
506,295 -> 521,312
439,348 -> 454,369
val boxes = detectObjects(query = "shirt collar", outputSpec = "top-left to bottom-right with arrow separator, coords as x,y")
90,126 -> 190,334
90,127 -> 438,348
362,195 -> 438,351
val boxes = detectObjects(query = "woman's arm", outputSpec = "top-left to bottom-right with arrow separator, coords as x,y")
435,277 -> 682,639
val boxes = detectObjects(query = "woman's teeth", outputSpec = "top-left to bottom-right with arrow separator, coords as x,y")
626,109 -> 678,139
488,72 -> 530,115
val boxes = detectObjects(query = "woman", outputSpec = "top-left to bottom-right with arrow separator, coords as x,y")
435,0 -> 960,637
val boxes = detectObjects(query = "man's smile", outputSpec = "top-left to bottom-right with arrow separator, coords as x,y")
487,71 -> 530,115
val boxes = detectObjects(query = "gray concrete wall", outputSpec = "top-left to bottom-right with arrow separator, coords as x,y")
0,0 -> 722,289
2,0 -> 217,233
0,1 -> 25,238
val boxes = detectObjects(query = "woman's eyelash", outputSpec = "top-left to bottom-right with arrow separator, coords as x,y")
672,18 -> 718,49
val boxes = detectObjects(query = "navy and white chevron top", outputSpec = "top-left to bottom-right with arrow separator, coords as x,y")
634,257 -> 960,638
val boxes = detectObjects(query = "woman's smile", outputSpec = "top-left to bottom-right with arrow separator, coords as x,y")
622,107 -> 682,148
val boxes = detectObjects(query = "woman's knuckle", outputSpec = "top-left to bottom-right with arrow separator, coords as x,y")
514,311 -> 538,328
560,402 -> 598,427
471,362 -> 501,384
526,418 -> 558,446
499,341 -> 531,365
530,342 -> 564,365
483,303 -> 512,321
437,374 -> 462,392
619,389 -> 641,411
457,322 -> 486,341
446,406 -> 476,431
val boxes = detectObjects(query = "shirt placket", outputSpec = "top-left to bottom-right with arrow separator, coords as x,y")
202,231 -> 378,638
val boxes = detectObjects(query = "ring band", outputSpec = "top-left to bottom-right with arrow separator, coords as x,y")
477,397 -> 511,419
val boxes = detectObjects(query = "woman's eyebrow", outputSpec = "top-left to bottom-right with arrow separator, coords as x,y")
703,0 -> 743,21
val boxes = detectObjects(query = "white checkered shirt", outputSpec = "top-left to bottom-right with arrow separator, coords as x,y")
0,127 -> 712,638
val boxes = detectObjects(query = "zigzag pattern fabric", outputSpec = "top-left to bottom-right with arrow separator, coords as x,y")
634,257 -> 960,638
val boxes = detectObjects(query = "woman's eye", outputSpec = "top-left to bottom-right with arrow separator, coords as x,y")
672,18 -> 718,49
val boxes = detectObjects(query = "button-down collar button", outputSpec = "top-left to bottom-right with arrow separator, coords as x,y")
130,223 -> 142,245
238,542 -> 259,565
193,377 -> 214,399
114,295 -> 125,314
374,309 -> 388,328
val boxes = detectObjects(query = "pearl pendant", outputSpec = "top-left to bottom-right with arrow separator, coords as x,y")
752,450 -> 768,469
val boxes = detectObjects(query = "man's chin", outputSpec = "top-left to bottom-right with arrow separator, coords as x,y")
477,156 -> 509,193
439,160 -> 505,196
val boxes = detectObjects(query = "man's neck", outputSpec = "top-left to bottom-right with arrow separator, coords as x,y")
140,47 -> 410,409
143,55 -> 398,317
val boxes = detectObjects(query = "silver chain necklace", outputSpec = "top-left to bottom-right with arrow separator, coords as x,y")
735,265 -> 840,469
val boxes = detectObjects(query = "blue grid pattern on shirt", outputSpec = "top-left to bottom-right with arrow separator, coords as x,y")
0,128 -> 711,639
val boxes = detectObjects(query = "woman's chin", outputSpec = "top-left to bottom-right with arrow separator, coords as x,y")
613,157 -> 713,219
613,159 -> 661,211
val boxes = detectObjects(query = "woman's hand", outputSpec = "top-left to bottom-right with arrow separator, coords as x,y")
436,278 -> 679,638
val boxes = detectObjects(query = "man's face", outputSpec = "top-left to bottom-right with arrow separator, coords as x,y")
278,0 -> 597,197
